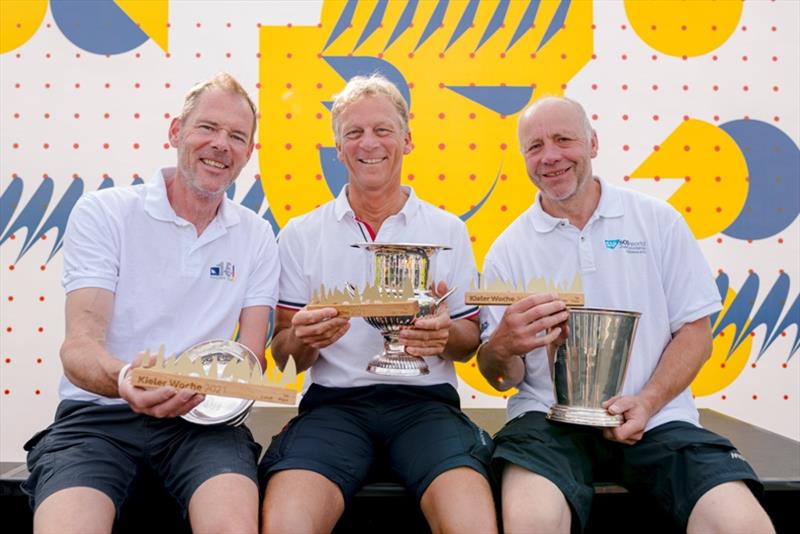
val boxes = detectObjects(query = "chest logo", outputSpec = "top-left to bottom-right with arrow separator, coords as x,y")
210,261 -> 236,282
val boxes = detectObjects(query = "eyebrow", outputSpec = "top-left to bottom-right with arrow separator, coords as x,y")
198,119 -> 250,138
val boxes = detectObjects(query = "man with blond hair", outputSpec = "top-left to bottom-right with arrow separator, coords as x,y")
477,96 -> 773,533
259,74 -> 497,534
23,73 -> 279,534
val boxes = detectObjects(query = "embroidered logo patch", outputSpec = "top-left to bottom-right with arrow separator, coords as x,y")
210,261 -> 236,282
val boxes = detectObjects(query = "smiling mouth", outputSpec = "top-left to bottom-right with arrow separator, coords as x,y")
358,157 -> 387,165
542,167 -> 570,178
201,158 -> 229,169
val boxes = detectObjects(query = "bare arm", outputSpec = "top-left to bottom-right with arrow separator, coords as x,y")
60,287 -> 125,397
61,288 -> 206,416
270,306 -> 350,373
476,294 -> 569,391
603,316 -> 713,444
237,305 -> 271,370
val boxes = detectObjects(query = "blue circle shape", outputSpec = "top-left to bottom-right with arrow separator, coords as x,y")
51,0 -> 149,55
721,119 -> 800,240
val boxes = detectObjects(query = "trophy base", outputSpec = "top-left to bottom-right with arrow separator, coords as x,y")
366,354 -> 430,377
546,404 -> 623,427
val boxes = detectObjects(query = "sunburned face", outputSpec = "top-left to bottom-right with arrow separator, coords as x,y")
169,88 -> 255,199
335,94 -> 411,195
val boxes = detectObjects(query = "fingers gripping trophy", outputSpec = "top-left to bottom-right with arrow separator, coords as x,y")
353,242 -> 452,376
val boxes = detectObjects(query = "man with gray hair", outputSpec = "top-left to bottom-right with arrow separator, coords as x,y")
476,96 -> 773,533
259,74 -> 497,533
22,73 -> 278,533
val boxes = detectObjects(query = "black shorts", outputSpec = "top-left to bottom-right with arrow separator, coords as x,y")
258,383 -> 494,504
492,411 -> 762,532
22,400 -> 261,517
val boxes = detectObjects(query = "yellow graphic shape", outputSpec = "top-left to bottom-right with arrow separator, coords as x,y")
0,0 -> 47,54
456,359 -> 517,398
265,346 -> 305,392
115,0 -> 169,52
629,119 -> 748,239
259,0 -> 592,265
624,0 -> 742,57
691,289 -> 752,397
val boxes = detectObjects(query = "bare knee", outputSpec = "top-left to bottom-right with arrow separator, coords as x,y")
687,481 -> 774,534
261,470 -> 344,534
501,464 -> 570,534
34,487 -> 116,534
420,467 -> 497,534
189,474 -> 259,534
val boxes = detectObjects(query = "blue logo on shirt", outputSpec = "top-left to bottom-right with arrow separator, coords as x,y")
210,261 -> 236,281
605,239 -> 646,254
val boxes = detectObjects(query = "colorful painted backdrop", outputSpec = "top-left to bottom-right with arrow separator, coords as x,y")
1,0 -> 798,462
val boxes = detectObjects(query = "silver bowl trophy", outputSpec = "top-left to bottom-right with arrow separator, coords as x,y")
352,243 -> 450,377
547,307 -> 641,427
180,339 -> 262,426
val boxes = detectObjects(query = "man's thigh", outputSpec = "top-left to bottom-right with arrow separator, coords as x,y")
492,411 -> 598,531
384,389 -> 494,504
22,401 -> 141,515
621,421 -> 763,530
257,402 -> 375,504
151,420 -> 262,517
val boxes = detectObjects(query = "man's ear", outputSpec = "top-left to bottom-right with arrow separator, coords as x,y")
168,118 -> 181,148
590,130 -> 598,158
403,130 -> 412,155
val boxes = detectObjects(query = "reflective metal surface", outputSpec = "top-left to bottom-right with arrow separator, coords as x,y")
352,243 -> 450,376
179,339 -> 261,426
547,308 -> 640,427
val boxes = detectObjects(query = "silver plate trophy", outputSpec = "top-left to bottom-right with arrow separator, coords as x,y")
352,243 -> 451,376
547,308 -> 641,427
179,339 -> 262,426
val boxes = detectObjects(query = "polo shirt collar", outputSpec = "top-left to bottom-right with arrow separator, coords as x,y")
528,176 -> 623,233
143,167 -> 240,228
334,184 -> 420,224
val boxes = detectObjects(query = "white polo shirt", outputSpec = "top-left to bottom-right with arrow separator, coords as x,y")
480,178 -> 722,430
278,185 -> 479,388
59,168 -> 280,404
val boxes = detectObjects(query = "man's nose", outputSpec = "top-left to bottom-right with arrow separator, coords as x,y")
540,143 -> 561,164
359,131 -> 380,149
210,130 -> 230,151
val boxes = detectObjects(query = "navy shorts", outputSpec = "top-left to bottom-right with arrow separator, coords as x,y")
22,400 -> 262,517
492,411 -> 763,532
258,383 -> 494,504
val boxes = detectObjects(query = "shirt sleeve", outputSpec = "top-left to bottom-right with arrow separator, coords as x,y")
439,221 -> 479,321
276,220 -> 309,310
661,214 -> 723,333
478,251 -> 513,342
242,221 -> 280,309
61,193 -> 120,294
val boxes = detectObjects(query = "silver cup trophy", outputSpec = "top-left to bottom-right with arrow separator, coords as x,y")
180,339 -> 262,426
547,308 -> 641,427
352,243 -> 450,376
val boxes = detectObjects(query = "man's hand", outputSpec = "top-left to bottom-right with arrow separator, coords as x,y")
399,281 -> 452,357
291,307 -> 350,349
601,395 -> 657,445
490,293 -> 570,360
119,351 -> 205,418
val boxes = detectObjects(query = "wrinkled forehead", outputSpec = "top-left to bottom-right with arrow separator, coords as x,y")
518,101 -> 586,141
